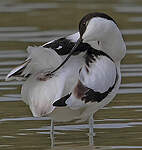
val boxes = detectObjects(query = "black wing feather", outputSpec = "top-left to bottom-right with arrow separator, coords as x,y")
53,93 -> 71,107
43,38 -> 75,55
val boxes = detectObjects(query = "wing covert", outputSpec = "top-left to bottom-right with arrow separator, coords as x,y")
53,54 -> 118,109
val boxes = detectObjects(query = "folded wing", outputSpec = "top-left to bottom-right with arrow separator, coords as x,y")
5,33 -> 79,81
53,54 -> 118,109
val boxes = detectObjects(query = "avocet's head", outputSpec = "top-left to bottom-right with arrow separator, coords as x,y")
76,12 -> 126,62
79,12 -> 117,42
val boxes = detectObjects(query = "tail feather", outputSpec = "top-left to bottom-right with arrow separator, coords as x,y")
5,59 -> 30,81
53,93 -> 71,107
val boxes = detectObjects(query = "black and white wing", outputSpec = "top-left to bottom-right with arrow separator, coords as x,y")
53,50 -> 118,109
5,32 -> 80,81
43,32 -> 79,55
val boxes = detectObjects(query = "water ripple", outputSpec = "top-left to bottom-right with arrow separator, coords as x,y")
114,6 -> 142,13
0,3 -> 60,13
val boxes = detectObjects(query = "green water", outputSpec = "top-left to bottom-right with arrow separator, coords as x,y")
0,0 -> 142,149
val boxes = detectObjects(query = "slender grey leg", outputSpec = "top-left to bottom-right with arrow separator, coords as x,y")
50,119 -> 55,148
89,113 -> 95,146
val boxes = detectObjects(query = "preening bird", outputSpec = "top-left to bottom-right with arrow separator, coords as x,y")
6,12 -> 126,147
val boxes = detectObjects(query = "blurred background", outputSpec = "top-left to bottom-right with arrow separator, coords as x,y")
0,0 -> 142,150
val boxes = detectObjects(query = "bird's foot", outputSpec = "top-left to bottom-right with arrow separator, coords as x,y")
87,132 -> 96,137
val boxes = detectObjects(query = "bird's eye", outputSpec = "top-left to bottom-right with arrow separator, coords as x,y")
82,20 -> 89,26
83,22 -> 86,26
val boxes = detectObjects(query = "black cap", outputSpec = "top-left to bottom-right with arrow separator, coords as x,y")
79,12 -> 116,37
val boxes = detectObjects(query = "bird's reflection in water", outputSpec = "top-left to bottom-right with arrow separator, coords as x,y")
49,145 -> 104,150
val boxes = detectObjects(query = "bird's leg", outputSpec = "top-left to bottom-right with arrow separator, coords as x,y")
88,113 -> 95,146
50,119 -> 55,148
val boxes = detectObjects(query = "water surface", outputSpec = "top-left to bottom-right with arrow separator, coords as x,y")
0,0 -> 142,150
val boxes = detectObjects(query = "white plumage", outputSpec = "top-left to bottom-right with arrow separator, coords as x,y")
20,46 -> 85,121
23,46 -> 63,75
21,47 -> 62,115
80,56 -> 116,92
